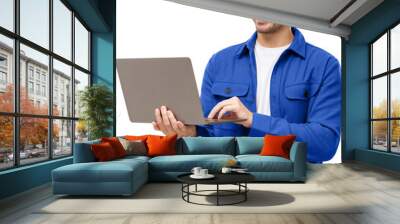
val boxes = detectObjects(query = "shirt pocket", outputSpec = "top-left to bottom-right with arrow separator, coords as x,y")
211,81 -> 249,99
285,82 -> 320,101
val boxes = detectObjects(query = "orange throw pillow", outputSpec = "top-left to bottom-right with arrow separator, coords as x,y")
146,134 -> 177,157
91,142 -> 117,161
101,137 -> 127,158
124,135 -> 150,141
259,134 -> 296,159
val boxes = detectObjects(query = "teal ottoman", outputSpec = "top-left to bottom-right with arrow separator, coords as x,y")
52,156 -> 148,196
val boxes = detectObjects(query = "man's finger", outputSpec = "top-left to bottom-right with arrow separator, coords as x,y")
176,121 -> 187,132
152,121 -> 160,131
167,110 -> 180,131
217,105 -> 236,120
161,106 -> 174,133
208,99 -> 231,119
155,108 -> 166,131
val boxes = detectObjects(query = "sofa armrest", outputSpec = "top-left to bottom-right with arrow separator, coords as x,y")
289,141 -> 307,181
73,141 -> 99,163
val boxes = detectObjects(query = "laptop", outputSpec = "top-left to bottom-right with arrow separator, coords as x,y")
116,57 -> 245,125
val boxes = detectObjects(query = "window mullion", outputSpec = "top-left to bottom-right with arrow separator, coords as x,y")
370,45 -> 373,149
48,0 -> 54,160
71,10 -> 76,155
388,30 -> 391,153
13,0 -> 20,167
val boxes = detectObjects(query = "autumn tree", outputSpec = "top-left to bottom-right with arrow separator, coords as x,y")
372,99 -> 400,144
0,84 -> 60,153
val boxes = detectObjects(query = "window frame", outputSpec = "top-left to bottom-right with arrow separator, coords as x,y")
0,0 -> 92,171
370,20 -> 400,154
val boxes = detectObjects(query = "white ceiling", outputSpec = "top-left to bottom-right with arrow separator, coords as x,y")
164,0 -> 384,38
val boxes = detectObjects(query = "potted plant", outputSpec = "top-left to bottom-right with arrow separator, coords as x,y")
79,84 -> 113,140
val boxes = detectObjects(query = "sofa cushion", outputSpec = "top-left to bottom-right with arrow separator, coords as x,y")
91,142 -> 118,161
53,158 -> 147,183
260,135 -> 296,159
177,137 -> 235,155
149,154 -> 235,172
147,135 -> 177,157
101,137 -> 127,158
235,137 -> 263,155
236,155 -> 293,172
115,155 -> 150,163
73,140 -> 100,163
118,138 -> 147,156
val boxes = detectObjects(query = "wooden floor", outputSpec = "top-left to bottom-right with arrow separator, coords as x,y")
1,162 -> 400,224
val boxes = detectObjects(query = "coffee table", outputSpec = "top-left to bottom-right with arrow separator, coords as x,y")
177,173 -> 255,206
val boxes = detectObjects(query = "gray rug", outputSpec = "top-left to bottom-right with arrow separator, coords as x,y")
38,183 -> 362,214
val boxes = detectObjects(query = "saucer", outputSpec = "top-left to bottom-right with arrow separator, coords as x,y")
190,174 -> 215,179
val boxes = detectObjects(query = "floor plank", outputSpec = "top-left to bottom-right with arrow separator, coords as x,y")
1,162 -> 400,224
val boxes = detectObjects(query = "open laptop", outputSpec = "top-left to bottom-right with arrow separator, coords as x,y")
116,57 -> 245,125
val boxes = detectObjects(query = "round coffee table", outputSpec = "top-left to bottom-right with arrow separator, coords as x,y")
177,173 -> 255,206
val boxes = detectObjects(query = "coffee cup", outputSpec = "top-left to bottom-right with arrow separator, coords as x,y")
191,167 -> 202,176
221,167 -> 232,174
199,169 -> 208,176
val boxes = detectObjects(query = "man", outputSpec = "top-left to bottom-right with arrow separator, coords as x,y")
152,20 -> 341,163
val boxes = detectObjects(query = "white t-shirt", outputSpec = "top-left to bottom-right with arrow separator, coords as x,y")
254,41 -> 290,115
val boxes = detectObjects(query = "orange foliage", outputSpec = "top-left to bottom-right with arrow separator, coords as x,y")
0,84 -> 60,149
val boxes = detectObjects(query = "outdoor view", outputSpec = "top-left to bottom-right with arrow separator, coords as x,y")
0,0 -> 90,170
371,24 -> 400,153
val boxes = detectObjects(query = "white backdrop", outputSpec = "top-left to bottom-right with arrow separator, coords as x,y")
116,0 -> 342,163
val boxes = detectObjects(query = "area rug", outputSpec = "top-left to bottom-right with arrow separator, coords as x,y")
37,183 -> 362,214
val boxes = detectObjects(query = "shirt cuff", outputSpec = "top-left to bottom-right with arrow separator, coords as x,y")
249,113 -> 271,136
195,125 -> 209,137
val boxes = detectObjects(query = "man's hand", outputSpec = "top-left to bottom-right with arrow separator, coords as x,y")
153,106 -> 197,138
207,97 -> 253,128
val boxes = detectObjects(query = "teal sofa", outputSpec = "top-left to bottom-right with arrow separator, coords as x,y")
52,137 -> 307,196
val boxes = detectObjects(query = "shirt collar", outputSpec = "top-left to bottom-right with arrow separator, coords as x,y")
236,27 -> 306,59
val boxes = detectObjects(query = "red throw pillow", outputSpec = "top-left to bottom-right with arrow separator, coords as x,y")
91,142 -> 117,161
146,134 -> 177,157
101,137 -> 127,158
259,134 -> 296,159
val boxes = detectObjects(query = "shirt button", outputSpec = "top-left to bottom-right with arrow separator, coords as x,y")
224,87 -> 232,94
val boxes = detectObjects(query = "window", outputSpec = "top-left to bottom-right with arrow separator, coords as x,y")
35,84 -> 40,96
53,119 -> 72,158
0,0 -> 91,170
0,116 -> 13,170
28,81 -> 34,94
0,54 -> 7,67
20,0 -> 49,48
0,34 -> 13,113
0,0 -> 14,32
74,69 -> 89,142
74,69 -> 89,118
0,71 -> 6,85
53,59 -> 71,117
28,67 -> 34,80
19,117 -> 49,165
35,70 -> 40,81
75,18 -> 89,70
42,85 -> 46,97
370,23 -> 400,154
53,0 -> 72,60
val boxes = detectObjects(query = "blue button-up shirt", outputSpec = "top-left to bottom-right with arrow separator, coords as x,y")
196,28 -> 341,163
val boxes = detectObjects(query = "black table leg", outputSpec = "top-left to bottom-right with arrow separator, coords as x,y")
195,184 -> 198,192
216,184 -> 219,206
245,183 -> 247,201
187,184 -> 190,202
